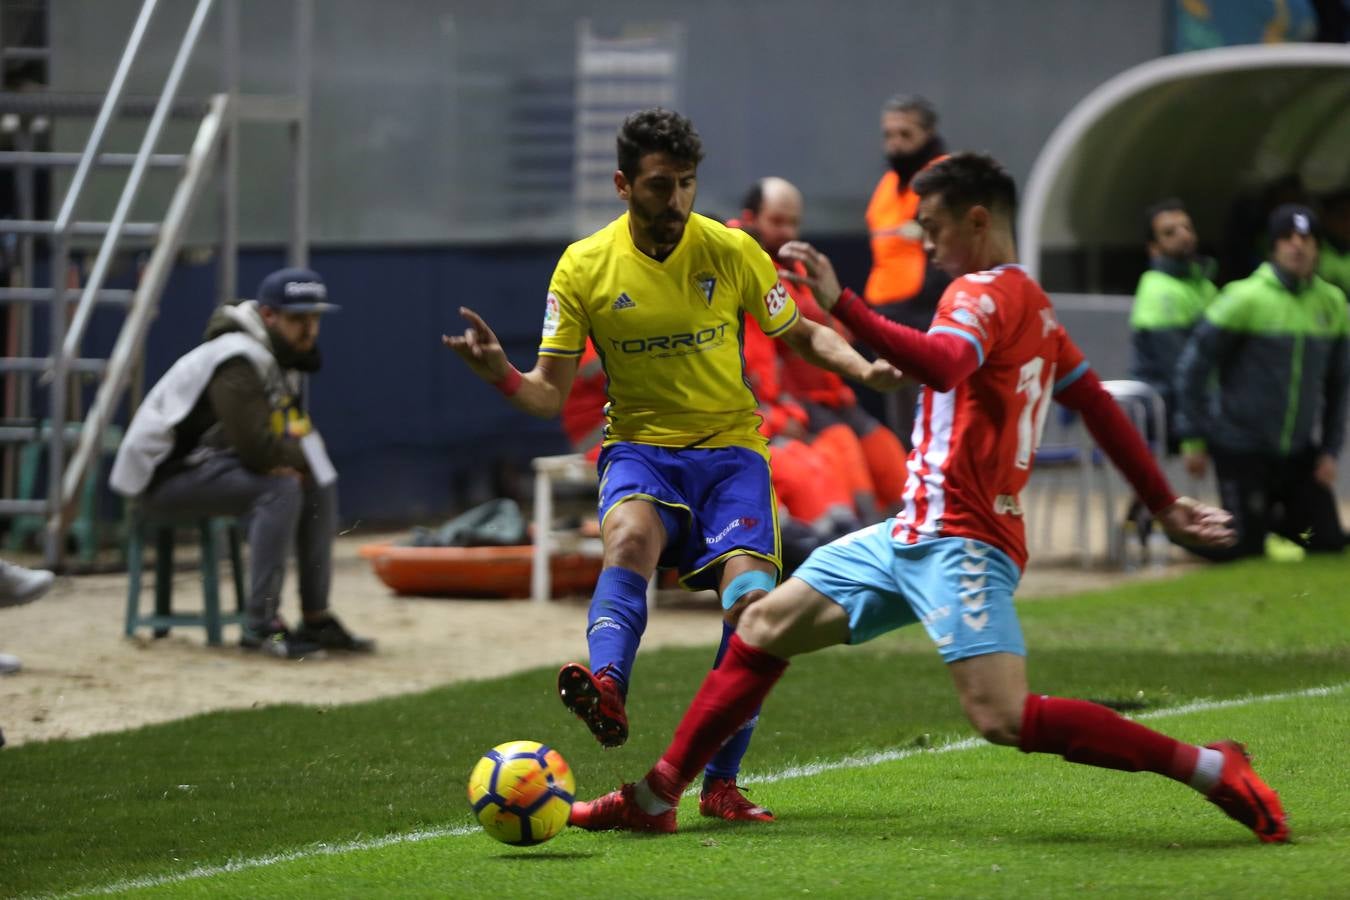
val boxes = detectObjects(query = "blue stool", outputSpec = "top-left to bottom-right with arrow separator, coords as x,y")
124,513 -> 247,646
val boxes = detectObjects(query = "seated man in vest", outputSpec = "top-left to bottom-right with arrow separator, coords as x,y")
110,267 -> 373,658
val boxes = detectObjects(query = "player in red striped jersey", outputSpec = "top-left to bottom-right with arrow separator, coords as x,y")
568,152 -> 1289,844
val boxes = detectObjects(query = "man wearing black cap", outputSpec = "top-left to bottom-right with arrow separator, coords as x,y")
1174,204 -> 1349,560
111,267 -> 373,657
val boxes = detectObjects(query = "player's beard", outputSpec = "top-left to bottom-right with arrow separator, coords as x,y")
643,212 -> 686,249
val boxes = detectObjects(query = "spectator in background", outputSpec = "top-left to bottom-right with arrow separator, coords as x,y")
736,176 -> 908,515
1129,198 -> 1218,443
1220,174 -> 1307,284
1317,188 -> 1350,297
110,268 -> 374,658
863,94 -> 950,441
1175,204 -> 1349,560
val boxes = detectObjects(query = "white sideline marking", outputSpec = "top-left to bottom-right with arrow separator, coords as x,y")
55,681 -> 1348,898
52,827 -> 479,898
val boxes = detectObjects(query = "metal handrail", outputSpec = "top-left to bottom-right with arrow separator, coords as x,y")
60,0 -> 215,370
49,0 -> 159,235
32,0 -> 310,566
41,0 -> 160,564
61,94 -> 230,513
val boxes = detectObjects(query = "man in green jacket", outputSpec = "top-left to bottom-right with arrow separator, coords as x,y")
1129,198 -> 1218,444
1175,205 -> 1349,560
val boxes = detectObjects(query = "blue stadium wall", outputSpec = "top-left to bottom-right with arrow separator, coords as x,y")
79,238 -> 879,526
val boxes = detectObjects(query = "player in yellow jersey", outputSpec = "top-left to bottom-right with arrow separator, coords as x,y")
444,108 -> 899,822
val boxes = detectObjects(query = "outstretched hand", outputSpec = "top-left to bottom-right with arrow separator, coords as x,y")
778,241 -> 843,309
1155,496 -> 1236,549
442,307 -> 510,384
863,358 -> 907,392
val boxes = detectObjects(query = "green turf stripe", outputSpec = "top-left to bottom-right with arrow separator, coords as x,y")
56,682 -> 1348,900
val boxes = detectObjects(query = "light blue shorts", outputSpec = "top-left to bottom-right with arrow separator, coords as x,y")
791,524 -> 1025,662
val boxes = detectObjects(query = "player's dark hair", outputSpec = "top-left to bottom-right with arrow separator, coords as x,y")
741,179 -> 765,214
911,152 -> 1015,218
881,93 -> 938,131
1144,197 -> 1188,242
616,107 -> 705,181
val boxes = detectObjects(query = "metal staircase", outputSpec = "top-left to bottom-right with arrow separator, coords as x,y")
0,0 -> 312,568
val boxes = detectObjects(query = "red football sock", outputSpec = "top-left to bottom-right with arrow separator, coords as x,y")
645,634 -> 788,804
1019,693 -> 1199,783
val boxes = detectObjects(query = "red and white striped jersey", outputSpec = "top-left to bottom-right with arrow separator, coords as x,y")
891,265 -> 1088,569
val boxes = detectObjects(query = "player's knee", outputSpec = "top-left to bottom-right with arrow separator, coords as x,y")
603,521 -> 662,571
735,596 -> 780,647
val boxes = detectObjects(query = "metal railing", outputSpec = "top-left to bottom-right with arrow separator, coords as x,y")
0,0 -> 312,566
62,94 -> 231,518
40,0 -> 216,563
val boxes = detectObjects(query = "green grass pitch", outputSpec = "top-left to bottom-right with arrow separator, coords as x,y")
2,557 -> 1347,898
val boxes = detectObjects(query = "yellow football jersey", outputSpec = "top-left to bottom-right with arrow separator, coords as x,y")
539,212 -> 799,456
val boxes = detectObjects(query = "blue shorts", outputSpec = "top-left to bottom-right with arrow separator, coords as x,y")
791,524 -> 1025,662
597,442 -> 780,591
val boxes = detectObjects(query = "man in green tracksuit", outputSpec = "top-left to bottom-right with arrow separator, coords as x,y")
1129,198 -> 1218,445
1175,204 -> 1349,560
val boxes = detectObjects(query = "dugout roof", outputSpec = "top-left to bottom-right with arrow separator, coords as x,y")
1020,44 -> 1350,281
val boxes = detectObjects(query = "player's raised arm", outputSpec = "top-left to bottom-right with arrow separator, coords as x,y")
442,306 -> 577,419
780,240 -> 980,393
777,315 -> 905,392
1053,357 -> 1235,550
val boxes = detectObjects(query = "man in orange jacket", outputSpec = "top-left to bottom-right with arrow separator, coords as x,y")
737,177 -> 908,512
864,94 -> 951,442
867,94 -> 950,324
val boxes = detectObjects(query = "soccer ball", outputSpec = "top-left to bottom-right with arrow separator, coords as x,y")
467,740 -> 576,845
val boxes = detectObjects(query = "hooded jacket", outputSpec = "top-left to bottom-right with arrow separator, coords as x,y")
1128,257 -> 1218,423
110,301 -> 311,496
1175,263 -> 1350,458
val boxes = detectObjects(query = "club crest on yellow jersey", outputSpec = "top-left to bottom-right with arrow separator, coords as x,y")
693,271 -> 717,305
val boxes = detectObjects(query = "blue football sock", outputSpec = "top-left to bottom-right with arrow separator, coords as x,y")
704,619 -> 760,783
585,566 -> 650,691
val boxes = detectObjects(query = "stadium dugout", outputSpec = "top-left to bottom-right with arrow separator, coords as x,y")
1013,44 -> 1350,564
1020,43 -> 1350,294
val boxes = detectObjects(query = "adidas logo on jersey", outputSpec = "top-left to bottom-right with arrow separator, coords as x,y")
612,292 -> 636,311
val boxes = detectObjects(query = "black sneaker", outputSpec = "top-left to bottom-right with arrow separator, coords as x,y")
294,615 -> 375,653
240,618 -> 326,660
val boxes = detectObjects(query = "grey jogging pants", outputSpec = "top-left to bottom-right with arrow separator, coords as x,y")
142,452 -> 335,629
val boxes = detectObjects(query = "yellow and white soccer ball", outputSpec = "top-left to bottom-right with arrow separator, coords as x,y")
467,740 -> 575,845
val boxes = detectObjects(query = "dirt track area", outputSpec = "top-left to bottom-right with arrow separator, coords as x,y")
0,529 -> 1191,748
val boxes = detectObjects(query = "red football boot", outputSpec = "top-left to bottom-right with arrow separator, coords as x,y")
568,783 -> 677,834
557,663 -> 629,748
699,777 -> 775,822
1205,740 -> 1289,843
